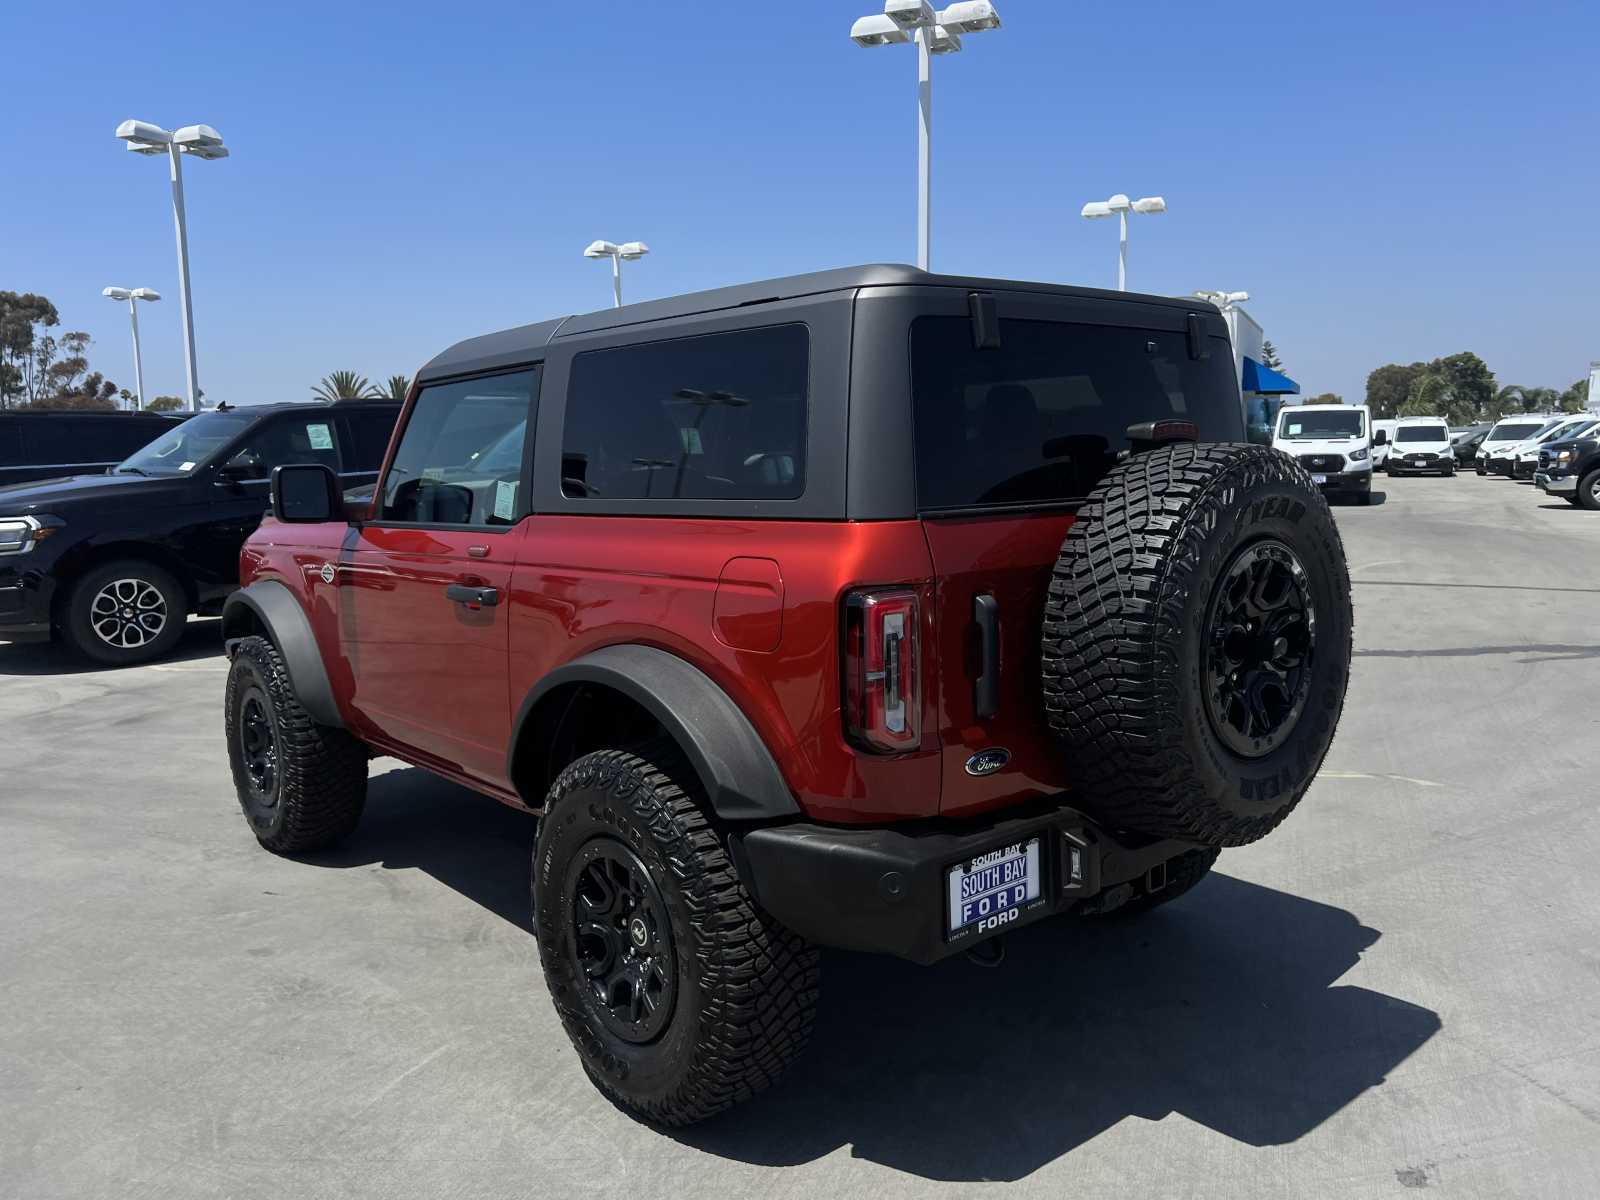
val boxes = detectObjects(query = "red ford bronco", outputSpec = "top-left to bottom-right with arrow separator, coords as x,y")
222,266 -> 1351,1126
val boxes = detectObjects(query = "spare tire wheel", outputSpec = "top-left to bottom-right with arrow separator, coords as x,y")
1042,443 -> 1352,847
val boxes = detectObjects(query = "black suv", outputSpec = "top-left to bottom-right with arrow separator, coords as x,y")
0,409 -> 185,485
1535,426 -> 1600,508
0,400 -> 399,664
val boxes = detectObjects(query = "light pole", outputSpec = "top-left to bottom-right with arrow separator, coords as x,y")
1081,193 -> 1166,291
115,120 -> 230,413
850,1 -> 1003,272
101,287 -> 161,410
584,240 -> 650,308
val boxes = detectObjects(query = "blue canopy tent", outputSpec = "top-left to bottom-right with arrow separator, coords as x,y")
1241,357 -> 1300,396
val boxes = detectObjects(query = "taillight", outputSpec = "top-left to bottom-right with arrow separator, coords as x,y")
842,587 -> 920,753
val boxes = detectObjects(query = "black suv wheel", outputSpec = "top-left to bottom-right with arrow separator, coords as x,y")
63,558 -> 188,665
1578,468 -> 1600,511
534,739 -> 819,1126
224,636 -> 368,853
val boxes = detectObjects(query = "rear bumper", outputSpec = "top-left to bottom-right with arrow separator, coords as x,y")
737,797 -> 1201,965
1535,471 -> 1576,495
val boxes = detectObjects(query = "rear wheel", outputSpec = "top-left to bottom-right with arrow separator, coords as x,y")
1578,469 -> 1600,511
1041,443 -> 1353,847
63,559 -> 187,665
534,740 -> 819,1126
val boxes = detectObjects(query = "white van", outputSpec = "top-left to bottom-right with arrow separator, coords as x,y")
1272,403 -> 1374,504
1477,416 -> 1563,475
1385,416 -> 1456,476
1508,415 -> 1600,479
1370,419 -> 1399,468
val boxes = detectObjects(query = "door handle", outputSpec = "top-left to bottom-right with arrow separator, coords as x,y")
974,592 -> 999,720
446,584 -> 500,607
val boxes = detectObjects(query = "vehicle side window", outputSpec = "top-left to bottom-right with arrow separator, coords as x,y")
225,415 -> 344,479
0,420 -> 20,465
561,324 -> 809,501
378,368 -> 538,527
339,408 -> 401,471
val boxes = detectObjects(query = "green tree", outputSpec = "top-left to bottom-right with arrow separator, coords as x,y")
312,370 -> 377,401
1559,377 -> 1591,414
0,291 -> 61,409
381,374 -> 410,401
1303,392 -> 1343,404
1399,371 -> 1452,419
1430,352 -> 1495,418
1364,362 -> 1426,419
1260,340 -> 1283,371
147,395 -> 184,412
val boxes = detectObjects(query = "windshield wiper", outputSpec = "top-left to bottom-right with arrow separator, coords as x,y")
114,466 -> 150,476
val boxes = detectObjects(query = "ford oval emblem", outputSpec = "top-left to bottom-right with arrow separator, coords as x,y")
965,748 -> 1011,776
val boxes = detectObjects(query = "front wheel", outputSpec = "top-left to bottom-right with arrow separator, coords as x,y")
1578,469 -> 1600,511
63,559 -> 188,665
224,635 -> 367,853
534,740 -> 819,1126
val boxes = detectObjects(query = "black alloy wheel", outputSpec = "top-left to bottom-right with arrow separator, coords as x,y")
237,686 -> 280,814
566,839 -> 677,1044
1203,539 -> 1317,759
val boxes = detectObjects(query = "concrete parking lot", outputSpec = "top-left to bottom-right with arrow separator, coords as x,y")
3,472 -> 1599,1199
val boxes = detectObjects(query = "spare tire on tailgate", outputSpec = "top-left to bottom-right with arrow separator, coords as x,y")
1041,442 -> 1352,847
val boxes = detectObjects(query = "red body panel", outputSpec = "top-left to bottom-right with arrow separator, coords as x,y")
241,507 -> 1079,826
919,513 -> 1078,817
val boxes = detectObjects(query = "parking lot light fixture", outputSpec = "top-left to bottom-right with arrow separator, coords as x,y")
115,119 -> 230,413
850,1 -> 1003,271
101,286 -> 161,410
1081,192 -> 1165,291
585,240 -> 650,308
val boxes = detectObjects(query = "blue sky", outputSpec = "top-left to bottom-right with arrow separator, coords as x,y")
5,0 -> 1597,406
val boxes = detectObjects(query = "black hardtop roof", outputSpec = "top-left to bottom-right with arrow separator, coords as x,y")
418,264 -> 1219,382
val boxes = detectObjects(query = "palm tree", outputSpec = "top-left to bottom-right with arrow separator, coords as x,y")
381,374 -> 410,401
312,370 -> 377,402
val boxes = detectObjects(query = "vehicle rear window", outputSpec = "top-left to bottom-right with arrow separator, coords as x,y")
1395,425 -> 1448,442
911,317 -> 1242,510
562,324 -> 809,502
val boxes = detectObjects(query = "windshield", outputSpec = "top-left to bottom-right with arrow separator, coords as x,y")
1396,425 -> 1449,443
1276,409 -> 1364,439
1487,422 -> 1544,443
1538,420 -> 1589,443
114,411 -> 255,476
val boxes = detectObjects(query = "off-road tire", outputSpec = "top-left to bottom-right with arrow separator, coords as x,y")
1577,468 -> 1600,511
224,635 -> 367,853
534,740 -> 819,1127
62,558 -> 188,665
1041,443 -> 1353,847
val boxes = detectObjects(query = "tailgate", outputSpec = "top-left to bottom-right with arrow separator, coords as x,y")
921,512 -> 1077,817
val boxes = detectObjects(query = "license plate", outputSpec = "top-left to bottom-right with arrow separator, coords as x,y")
946,838 -> 1043,940
1311,473 -> 1327,484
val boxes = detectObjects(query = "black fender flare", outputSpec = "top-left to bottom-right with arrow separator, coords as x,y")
221,580 -> 343,729
510,644 -> 800,822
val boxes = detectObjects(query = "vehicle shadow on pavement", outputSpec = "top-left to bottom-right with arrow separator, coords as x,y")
300,767 -> 537,931
0,619 -> 224,676
679,875 -> 1441,1183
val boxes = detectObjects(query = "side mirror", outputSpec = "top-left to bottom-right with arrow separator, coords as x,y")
1372,430 -> 1388,446
271,463 -> 341,523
